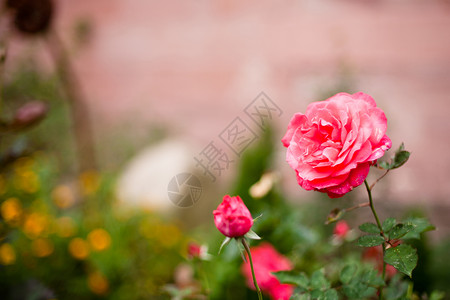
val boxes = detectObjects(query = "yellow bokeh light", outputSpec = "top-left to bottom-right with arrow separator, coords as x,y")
87,271 -> 109,295
68,238 -> 90,260
87,228 -> 111,251
1,198 -> 22,226
159,224 -> 181,248
79,170 -> 100,196
0,243 -> 16,265
55,216 -> 77,238
32,238 -> 54,257
23,212 -> 48,239
13,156 -> 35,175
52,185 -> 76,209
14,170 -> 40,194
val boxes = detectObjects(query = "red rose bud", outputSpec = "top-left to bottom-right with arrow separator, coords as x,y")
213,195 -> 253,238
187,242 -> 202,259
12,101 -> 48,129
241,243 -> 294,300
333,220 -> 350,238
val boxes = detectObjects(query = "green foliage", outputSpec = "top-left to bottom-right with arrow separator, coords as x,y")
384,244 -> 418,278
272,271 -> 309,289
382,218 -> 396,233
402,218 -> 436,240
359,222 -> 380,234
357,235 -> 385,247
389,223 -> 415,240
378,143 -> 410,170
0,155 -> 185,299
275,262 -> 387,299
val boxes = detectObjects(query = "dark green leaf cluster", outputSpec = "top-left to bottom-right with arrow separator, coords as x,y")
356,217 -> 434,278
274,263 -> 386,299
378,143 -> 410,170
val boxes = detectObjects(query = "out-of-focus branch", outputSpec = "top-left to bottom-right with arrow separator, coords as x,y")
46,30 -> 97,172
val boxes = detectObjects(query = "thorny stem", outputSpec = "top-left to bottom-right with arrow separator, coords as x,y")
364,180 -> 386,300
197,260 -> 210,296
241,238 -> 263,300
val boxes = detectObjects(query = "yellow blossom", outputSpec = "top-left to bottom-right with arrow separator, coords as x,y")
0,243 -> 16,265
68,238 -> 90,260
32,238 -> 54,257
87,228 -> 111,251
87,271 -> 109,295
52,185 -> 75,209
14,170 -> 40,193
1,198 -> 22,226
23,212 -> 48,239
13,156 -> 35,175
159,224 -> 181,248
79,170 -> 100,196
55,216 -> 77,238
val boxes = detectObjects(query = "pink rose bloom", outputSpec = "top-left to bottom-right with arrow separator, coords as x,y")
213,195 -> 253,238
282,92 -> 392,198
241,243 -> 294,300
334,220 -> 350,238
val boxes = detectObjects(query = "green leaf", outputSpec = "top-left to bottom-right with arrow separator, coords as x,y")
218,237 -> 231,254
357,235 -> 385,247
340,264 -> 358,284
384,244 -> 418,277
272,271 -> 309,289
245,229 -> 261,240
343,282 -> 375,299
323,289 -> 338,300
379,143 -> 410,170
402,217 -> 435,239
389,223 -> 415,240
290,294 -> 309,300
429,290 -> 445,300
310,269 -> 330,290
382,218 -> 397,233
360,269 -> 385,287
359,222 -> 380,234
378,161 -> 390,169
391,149 -> 410,169
310,289 -> 324,299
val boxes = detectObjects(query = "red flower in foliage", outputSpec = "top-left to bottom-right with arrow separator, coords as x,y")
241,243 -> 294,300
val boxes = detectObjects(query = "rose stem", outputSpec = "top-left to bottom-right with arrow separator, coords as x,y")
241,238 -> 263,300
364,180 -> 386,300
198,260 -> 210,295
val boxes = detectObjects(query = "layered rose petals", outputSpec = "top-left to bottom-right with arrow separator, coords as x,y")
282,92 -> 392,198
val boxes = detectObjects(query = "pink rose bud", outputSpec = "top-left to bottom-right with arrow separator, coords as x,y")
333,220 -> 350,238
213,195 -> 253,238
12,101 -> 48,129
241,242 -> 294,300
187,242 -> 202,259
282,92 -> 392,198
